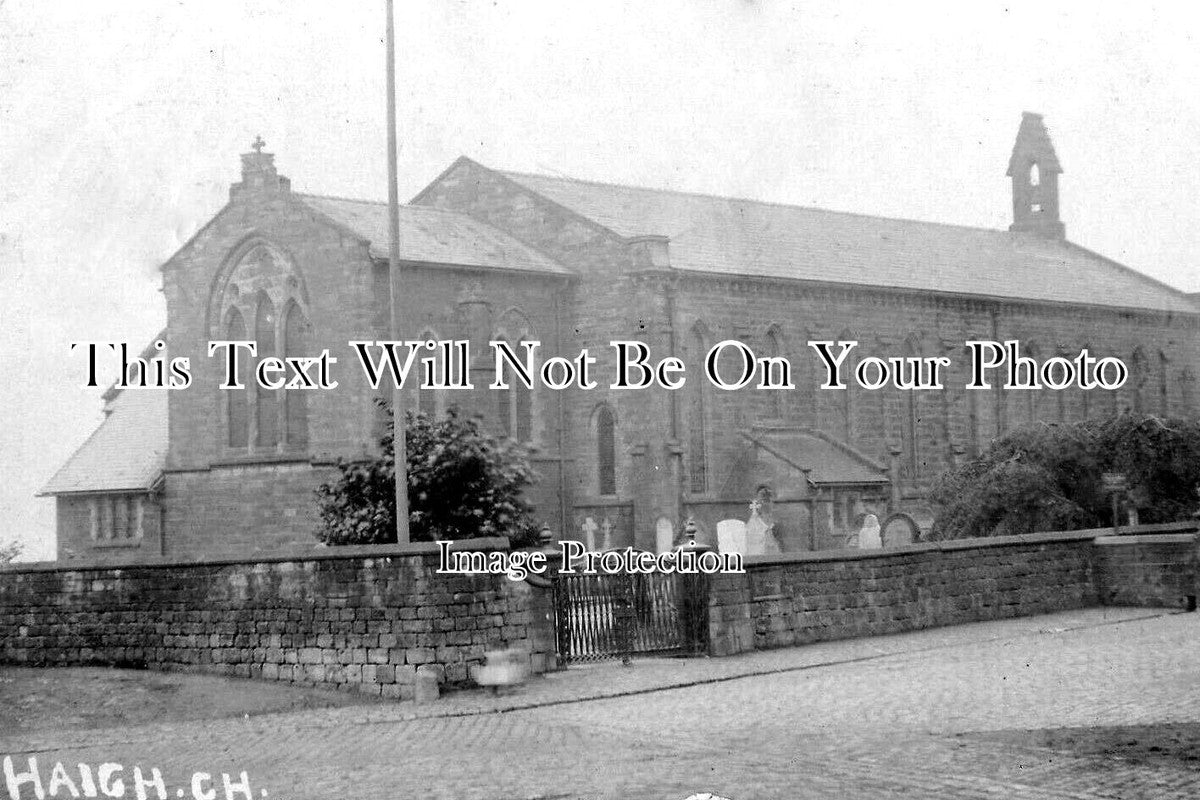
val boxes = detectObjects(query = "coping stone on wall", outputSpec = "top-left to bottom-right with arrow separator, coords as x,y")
1094,534 -> 1198,546
0,537 -> 513,575
743,529 -> 1104,568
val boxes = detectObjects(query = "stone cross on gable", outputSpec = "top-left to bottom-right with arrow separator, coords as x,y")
580,517 -> 598,550
251,135 -> 266,154
600,517 -> 613,550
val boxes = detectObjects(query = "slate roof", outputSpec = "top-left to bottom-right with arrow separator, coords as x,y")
39,380 -> 168,496
741,429 -> 890,486
298,194 -> 569,276
498,169 -> 1196,314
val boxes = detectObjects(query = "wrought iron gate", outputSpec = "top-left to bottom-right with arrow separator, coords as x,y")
551,571 -> 708,664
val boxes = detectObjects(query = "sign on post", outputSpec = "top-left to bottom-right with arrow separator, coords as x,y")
1101,472 -> 1128,494
1101,472 -> 1128,532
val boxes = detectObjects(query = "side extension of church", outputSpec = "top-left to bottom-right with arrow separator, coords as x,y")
41,113 -> 1200,561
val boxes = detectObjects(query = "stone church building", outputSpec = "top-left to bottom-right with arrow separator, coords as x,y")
42,113 -> 1200,561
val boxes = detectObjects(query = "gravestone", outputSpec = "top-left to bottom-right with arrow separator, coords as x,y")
655,517 -> 674,553
745,502 -> 780,555
716,519 -> 748,555
881,514 -> 917,547
858,513 -> 882,549
580,517 -> 597,550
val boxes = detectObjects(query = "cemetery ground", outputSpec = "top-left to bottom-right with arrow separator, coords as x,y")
3,607 -> 1199,799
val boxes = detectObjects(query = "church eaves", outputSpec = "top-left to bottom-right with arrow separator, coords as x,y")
297,194 -> 570,276
492,168 -> 1194,315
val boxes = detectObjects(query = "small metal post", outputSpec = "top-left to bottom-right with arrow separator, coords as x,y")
677,517 -> 712,657
613,593 -> 635,666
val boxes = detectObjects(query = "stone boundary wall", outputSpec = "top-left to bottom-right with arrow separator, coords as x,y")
1094,524 -> 1200,608
1,524 -> 1196,688
0,539 -> 557,700
708,523 -> 1200,656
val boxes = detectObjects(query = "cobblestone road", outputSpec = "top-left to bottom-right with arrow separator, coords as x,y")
4,607 -> 1198,799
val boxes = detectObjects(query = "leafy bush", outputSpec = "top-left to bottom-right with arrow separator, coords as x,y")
315,403 -> 539,546
0,540 -> 21,564
929,413 -> 1200,539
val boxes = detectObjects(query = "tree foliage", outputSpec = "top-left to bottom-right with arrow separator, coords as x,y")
315,403 -> 539,546
929,413 -> 1200,539
0,540 -> 21,564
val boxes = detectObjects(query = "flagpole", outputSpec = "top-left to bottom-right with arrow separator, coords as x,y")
386,0 -> 411,544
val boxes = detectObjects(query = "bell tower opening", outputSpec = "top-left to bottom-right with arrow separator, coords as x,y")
1006,112 -> 1065,239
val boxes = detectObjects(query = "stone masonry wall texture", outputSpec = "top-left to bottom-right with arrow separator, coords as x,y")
707,525 -> 1199,656
0,542 -> 554,700
1094,528 -> 1200,608
1,526 -> 1195,691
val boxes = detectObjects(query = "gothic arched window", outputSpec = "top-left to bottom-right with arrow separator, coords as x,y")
596,404 -> 617,496
688,326 -> 708,493
1029,162 -> 1041,187
494,311 -> 536,443
1157,351 -> 1170,415
1024,341 -> 1040,424
837,328 -> 855,442
284,301 -> 310,448
225,308 -> 249,448
255,292 -> 279,449
901,337 -> 921,479
1080,342 -> 1094,421
416,329 -> 442,419
1130,347 -> 1148,415
212,239 -> 310,455
515,379 -> 532,442
497,364 -> 512,436
1054,348 -> 1068,422
765,326 -> 785,419
494,336 -> 531,441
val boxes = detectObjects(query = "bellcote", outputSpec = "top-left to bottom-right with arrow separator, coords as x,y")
1007,112 -> 1064,239
230,135 -> 291,200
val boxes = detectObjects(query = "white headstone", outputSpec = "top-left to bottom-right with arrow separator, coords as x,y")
655,517 -> 674,553
858,513 -> 882,549
580,517 -> 598,550
745,506 -> 774,555
716,519 -> 747,556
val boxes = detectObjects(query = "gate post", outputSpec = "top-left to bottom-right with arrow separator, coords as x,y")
677,518 -> 712,656
613,586 -> 635,666
551,575 -> 571,668
523,524 -> 571,668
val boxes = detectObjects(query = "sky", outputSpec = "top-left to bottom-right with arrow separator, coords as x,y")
1,1 -> 1198,560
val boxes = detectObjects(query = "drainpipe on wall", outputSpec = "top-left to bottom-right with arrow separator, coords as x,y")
154,489 -> 165,558
990,306 -> 1005,434
664,278 -> 684,527
554,283 -> 568,535
147,474 -> 166,558
887,445 -> 902,511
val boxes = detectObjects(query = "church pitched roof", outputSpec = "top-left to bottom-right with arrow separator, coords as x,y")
298,194 -> 569,276
38,381 -> 168,496
497,169 -> 1195,314
741,429 -> 890,486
